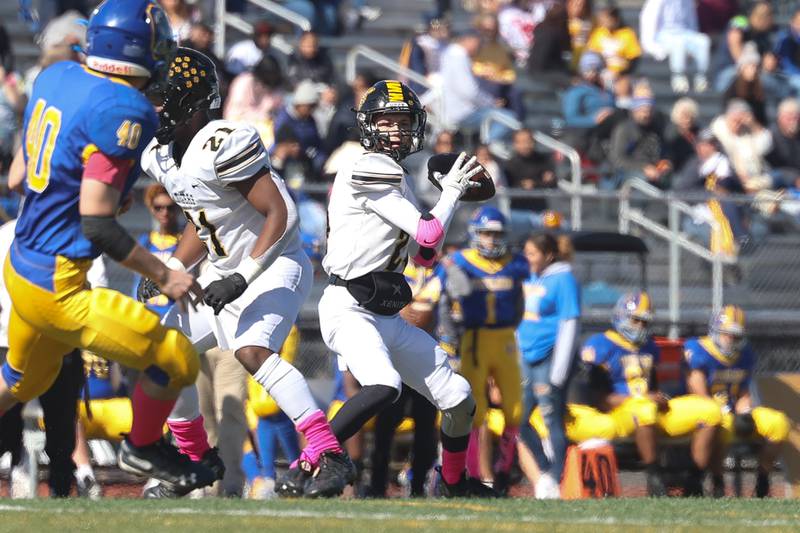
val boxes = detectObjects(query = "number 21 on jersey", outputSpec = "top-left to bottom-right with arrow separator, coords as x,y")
25,98 -> 62,193
184,209 -> 227,257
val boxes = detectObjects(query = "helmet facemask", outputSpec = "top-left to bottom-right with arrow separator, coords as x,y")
358,108 -> 426,161
155,50 -> 220,144
709,306 -> 745,358
471,229 -> 507,259
617,315 -> 651,345
613,293 -> 653,345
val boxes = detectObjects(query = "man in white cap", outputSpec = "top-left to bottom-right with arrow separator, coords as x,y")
274,79 -> 326,175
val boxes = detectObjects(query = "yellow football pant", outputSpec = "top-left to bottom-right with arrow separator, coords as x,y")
529,395 -> 722,442
459,327 -> 522,428
78,397 -> 132,442
721,406 -> 790,444
610,395 -> 722,438
4,254 -> 198,402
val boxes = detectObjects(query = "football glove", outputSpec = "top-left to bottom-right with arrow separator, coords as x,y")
438,152 -> 483,197
137,277 -> 162,302
203,273 -> 248,315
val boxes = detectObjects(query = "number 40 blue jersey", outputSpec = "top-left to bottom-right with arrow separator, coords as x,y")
14,60 -> 157,260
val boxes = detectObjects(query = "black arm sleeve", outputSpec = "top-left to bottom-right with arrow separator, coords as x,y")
81,215 -> 136,262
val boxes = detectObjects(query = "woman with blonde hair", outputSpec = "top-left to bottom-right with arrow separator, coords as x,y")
665,97 -> 700,175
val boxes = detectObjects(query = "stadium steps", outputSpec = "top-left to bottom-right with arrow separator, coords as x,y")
2,4 -> 38,71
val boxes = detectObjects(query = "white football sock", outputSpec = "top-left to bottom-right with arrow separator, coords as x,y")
253,354 -> 317,425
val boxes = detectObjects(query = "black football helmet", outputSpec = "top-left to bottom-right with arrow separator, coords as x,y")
355,80 -> 426,161
155,47 -> 220,144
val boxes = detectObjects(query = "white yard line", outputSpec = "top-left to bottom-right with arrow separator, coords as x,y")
0,503 -> 797,528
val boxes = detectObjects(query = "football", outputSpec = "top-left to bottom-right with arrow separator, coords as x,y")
427,152 -> 496,202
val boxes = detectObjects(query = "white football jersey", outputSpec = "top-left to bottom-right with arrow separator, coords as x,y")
323,151 -> 419,279
141,120 -> 300,275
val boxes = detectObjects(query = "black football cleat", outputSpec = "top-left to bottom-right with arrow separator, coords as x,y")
755,471 -> 770,498
276,459 -> 314,498
492,472 -> 511,497
646,469 -> 668,497
683,470 -> 705,497
304,451 -> 358,498
142,479 -> 180,499
201,447 -> 226,482
436,467 -> 499,498
118,437 -> 216,494
142,446 -> 225,498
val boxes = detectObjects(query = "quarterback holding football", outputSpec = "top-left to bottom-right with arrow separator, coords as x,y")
278,79 -> 496,497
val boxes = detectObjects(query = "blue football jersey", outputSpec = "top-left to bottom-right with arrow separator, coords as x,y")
14,61 -> 157,261
581,330 -> 661,396
434,249 -> 528,329
684,336 -> 756,410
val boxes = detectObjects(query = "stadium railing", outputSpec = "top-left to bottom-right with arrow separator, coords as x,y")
619,178 -> 735,337
344,45 -> 446,132
213,0 -> 310,58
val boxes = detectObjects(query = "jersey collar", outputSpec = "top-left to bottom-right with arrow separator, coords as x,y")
461,248 -> 512,274
149,231 -> 179,250
699,335 -> 741,366
604,329 -> 640,352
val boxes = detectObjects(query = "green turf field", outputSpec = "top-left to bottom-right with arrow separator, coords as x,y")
0,498 -> 798,533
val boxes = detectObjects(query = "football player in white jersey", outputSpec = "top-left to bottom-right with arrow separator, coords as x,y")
281,79 -> 496,497
138,49 -> 353,498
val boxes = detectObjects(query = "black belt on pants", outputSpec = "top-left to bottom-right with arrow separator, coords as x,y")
328,273 -> 348,287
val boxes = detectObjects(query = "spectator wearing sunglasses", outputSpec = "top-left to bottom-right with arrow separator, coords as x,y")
132,183 -> 182,316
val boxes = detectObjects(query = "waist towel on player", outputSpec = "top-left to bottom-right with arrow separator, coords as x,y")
329,272 -> 412,316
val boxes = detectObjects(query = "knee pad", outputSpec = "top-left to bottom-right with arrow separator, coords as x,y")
696,397 -> 723,427
753,407 -> 791,443
626,397 -> 658,427
159,329 -> 199,390
441,394 -> 476,438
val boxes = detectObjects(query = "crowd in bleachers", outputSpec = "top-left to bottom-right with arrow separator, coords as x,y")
0,0 -> 795,501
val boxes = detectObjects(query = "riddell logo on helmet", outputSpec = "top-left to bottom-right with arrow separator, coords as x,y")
88,59 -> 137,76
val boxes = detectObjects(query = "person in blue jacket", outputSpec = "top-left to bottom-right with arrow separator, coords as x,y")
517,233 -> 580,499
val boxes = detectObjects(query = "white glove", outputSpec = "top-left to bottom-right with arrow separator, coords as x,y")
439,152 -> 483,197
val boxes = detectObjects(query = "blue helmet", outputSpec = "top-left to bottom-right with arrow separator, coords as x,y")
613,291 -> 654,345
469,206 -> 507,258
709,305 -> 745,357
86,0 -> 175,78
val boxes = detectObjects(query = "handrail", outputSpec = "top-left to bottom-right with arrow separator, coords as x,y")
214,0 -> 310,59
478,111 -> 583,230
344,45 -> 445,130
345,45 -> 431,89
619,178 -> 734,336
533,131 -> 583,231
